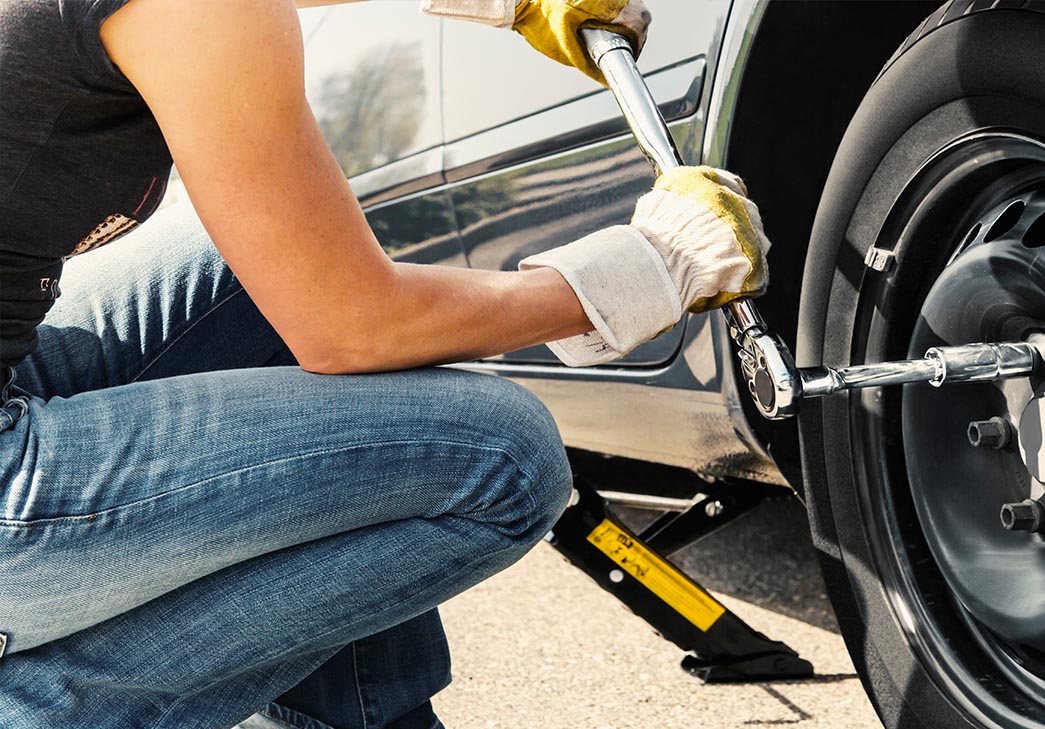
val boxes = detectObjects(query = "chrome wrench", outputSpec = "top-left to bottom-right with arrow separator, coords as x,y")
580,28 -> 1041,419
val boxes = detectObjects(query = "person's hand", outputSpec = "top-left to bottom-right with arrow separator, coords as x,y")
631,166 -> 770,313
511,0 -> 651,84
517,166 -> 771,367
419,0 -> 651,85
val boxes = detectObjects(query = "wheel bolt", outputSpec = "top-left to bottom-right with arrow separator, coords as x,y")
999,499 -> 1045,533
967,417 -> 1012,449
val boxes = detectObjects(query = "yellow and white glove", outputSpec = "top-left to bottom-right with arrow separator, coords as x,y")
419,0 -> 651,85
518,166 -> 771,367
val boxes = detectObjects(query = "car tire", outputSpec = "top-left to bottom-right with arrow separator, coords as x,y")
797,5 -> 1045,729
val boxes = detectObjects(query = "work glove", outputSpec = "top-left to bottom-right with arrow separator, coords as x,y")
518,166 -> 771,367
419,0 -> 651,85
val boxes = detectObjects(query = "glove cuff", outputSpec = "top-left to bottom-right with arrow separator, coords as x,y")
519,225 -> 682,367
419,0 -> 518,27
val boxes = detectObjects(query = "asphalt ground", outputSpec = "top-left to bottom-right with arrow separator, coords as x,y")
431,495 -> 882,728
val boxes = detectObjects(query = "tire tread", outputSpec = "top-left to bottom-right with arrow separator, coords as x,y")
876,0 -> 1045,83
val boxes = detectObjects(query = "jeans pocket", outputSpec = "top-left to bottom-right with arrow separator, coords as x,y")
235,704 -> 336,729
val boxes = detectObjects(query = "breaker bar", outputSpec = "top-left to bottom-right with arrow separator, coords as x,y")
581,29 -> 1043,420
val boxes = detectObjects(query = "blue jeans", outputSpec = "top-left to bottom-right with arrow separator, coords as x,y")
0,204 -> 573,728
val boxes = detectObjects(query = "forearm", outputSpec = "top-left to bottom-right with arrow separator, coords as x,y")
294,1 -> 367,8
308,263 -> 593,374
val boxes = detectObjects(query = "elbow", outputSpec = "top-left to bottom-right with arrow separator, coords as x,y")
295,348 -> 375,376
288,268 -> 408,375
296,356 -> 354,376
292,334 -> 403,376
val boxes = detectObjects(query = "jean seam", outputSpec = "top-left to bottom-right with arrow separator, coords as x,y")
258,706 -> 335,729
350,640 -> 369,729
129,280 -> 245,385
0,439 -> 535,528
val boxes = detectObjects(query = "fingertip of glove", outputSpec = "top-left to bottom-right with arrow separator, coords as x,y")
685,287 -> 766,315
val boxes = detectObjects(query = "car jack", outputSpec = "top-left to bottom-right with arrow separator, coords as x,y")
549,480 -> 814,683
581,29 -> 1044,421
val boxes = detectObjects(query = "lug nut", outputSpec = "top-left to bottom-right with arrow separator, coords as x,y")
1000,499 -> 1045,533
967,417 -> 1012,449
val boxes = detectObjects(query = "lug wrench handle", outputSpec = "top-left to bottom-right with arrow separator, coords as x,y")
579,28 -> 766,336
579,30 -> 681,176
580,28 -> 801,418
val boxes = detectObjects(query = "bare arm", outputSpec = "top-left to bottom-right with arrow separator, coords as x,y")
294,0 -> 365,7
101,0 -> 591,374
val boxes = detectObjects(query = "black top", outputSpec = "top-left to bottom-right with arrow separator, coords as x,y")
0,0 -> 172,369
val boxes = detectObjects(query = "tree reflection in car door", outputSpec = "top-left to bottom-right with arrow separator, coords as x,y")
303,4 -> 465,267
313,42 -> 425,178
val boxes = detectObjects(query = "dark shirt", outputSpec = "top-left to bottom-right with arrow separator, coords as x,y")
0,0 -> 172,369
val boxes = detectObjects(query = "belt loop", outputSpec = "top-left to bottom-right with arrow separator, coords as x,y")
0,366 -> 29,427
0,366 -> 12,400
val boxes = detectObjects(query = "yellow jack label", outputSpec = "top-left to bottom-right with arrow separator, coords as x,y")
586,519 -> 726,631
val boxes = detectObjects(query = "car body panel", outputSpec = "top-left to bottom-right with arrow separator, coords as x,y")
444,61 -> 704,366
297,0 -> 785,487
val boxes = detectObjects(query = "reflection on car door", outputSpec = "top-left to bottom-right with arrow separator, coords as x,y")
441,0 -> 728,365
303,4 -> 464,268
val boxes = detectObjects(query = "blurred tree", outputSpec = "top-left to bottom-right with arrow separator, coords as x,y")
314,42 -> 425,177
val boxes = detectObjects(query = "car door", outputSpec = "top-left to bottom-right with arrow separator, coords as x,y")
302,3 -> 463,268
441,0 -> 729,365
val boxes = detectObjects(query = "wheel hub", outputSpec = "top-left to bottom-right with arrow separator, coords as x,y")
1017,386 -> 1045,489
904,190 -> 1045,655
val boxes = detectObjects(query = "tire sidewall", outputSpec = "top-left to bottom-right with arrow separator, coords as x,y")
798,11 -> 1045,729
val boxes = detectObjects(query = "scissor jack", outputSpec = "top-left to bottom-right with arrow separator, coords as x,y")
548,478 -> 814,683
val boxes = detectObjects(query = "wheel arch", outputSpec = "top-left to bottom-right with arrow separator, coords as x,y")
716,0 -> 941,487
795,1 -> 1045,373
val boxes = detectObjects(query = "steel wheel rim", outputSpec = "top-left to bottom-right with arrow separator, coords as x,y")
850,132 -> 1045,726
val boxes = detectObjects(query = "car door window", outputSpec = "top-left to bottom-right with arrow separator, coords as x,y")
302,5 -> 465,267
442,0 -> 724,142
303,4 -> 442,177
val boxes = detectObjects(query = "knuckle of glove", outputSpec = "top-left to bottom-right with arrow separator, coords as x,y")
513,0 -> 652,84
632,166 -> 770,312
610,0 -> 651,55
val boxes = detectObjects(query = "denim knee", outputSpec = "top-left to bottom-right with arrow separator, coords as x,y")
466,374 -> 573,542
518,394 -> 573,539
